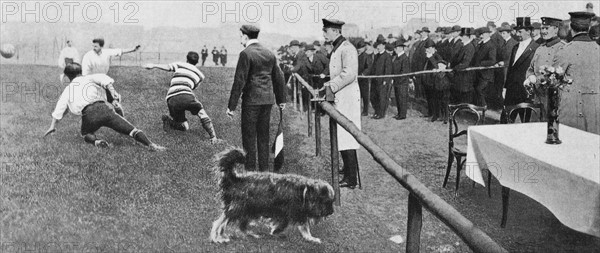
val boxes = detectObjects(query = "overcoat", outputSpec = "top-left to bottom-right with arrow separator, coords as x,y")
327,38 -> 361,151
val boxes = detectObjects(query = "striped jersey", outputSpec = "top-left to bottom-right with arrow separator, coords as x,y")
166,62 -> 205,99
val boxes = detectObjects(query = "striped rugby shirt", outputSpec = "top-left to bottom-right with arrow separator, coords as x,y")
166,62 -> 205,99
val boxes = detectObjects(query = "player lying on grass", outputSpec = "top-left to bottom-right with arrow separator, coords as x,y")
144,51 -> 220,144
44,63 -> 166,152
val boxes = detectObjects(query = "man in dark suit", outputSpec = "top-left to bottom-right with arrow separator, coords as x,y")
370,42 -> 394,119
413,27 -> 433,102
503,17 -> 540,122
532,22 -> 545,45
391,39 -> 411,120
227,25 -> 286,171
447,25 -> 463,62
450,27 -> 476,104
357,40 -> 373,116
488,21 -> 505,49
489,24 -> 518,109
472,27 -> 497,107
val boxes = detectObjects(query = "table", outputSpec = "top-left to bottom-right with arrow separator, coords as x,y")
465,123 -> 600,237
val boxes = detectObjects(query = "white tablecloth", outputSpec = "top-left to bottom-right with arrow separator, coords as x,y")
465,123 -> 600,237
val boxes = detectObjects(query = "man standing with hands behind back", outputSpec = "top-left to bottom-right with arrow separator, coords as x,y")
226,24 -> 286,172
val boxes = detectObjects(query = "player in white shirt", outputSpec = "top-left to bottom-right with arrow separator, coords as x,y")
44,63 -> 165,151
81,38 -> 140,76
58,40 -> 80,83
144,52 -> 220,144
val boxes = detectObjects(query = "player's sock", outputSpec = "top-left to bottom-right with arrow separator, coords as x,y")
129,128 -> 152,146
200,117 -> 217,139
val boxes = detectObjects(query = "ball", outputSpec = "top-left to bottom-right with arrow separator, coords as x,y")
1,44 -> 16,59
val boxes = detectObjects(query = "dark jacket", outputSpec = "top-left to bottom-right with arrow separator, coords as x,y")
411,38 -> 432,72
472,39 -> 497,82
504,39 -> 540,106
447,38 -> 464,64
391,53 -> 410,87
423,53 -> 444,88
228,43 -> 286,110
450,41 -> 476,92
371,51 -> 393,84
358,51 -> 373,85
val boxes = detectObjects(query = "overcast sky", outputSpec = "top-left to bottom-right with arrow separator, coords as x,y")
2,1 -> 597,38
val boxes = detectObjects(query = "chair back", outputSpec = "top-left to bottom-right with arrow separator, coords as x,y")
503,102 -> 544,123
448,103 -> 487,149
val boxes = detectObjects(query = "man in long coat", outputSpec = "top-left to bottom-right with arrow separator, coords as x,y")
320,18 -> 361,189
553,12 -> 600,134
450,27 -> 476,104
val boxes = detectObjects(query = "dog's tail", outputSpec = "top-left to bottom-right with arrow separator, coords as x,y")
215,147 -> 246,180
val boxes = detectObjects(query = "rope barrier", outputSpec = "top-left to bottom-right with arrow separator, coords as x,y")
307,65 -> 505,79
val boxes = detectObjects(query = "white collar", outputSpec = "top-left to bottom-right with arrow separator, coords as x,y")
519,37 -> 532,45
396,51 -> 405,56
481,37 -> 491,44
461,38 -> 472,45
245,39 -> 259,47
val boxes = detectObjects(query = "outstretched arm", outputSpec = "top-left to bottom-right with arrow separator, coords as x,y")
122,45 -> 141,55
144,63 -> 171,71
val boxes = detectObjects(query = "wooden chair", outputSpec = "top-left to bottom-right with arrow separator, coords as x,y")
443,103 -> 488,197
498,102 -> 543,228
502,102 -> 544,124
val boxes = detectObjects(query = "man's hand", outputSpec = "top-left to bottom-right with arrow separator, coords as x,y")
43,127 -> 56,138
226,109 -> 234,120
144,63 -> 154,69
134,45 -> 141,51
502,88 -> 507,99
319,74 -> 326,79
279,103 -> 286,110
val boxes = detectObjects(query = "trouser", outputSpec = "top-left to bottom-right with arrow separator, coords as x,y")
340,150 -> 359,185
424,85 -> 435,116
394,84 -> 408,118
241,104 -> 272,172
201,56 -> 207,66
501,108 -> 532,123
432,89 -> 450,120
370,79 -> 382,115
358,79 -> 370,114
414,76 -> 425,99
167,94 -> 204,123
379,81 -> 392,116
474,78 -> 490,107
80,101 -> 151,146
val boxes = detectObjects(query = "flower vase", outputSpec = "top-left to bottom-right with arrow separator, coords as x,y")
546,87 -> 562,144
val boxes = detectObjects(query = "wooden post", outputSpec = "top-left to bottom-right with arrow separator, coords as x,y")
307,98 -> 312,137
298,81 -> 304,113
315,105 -> 321,156
406,192 -> 423,253
329,117 -> 341,206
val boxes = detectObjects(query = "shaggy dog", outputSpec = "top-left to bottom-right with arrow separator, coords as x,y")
209,148 -> 335,244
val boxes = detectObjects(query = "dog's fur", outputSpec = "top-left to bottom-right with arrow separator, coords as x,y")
210,148 -> 335,244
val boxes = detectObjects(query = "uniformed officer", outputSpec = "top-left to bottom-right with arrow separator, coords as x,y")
318,18 -> 361,189
553,12 -> 600,134
524,17 -> 566,118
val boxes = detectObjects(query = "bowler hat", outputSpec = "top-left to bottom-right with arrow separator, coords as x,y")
421,27 -> 431,33
451,25 -> 462,32
460,27 -> 475,36
305,44 -> 316,51
475,27 -> 491,36
313,40 -> 321,46
394,39 -> 407,47
355,40 -> 367,49
289,40 -> 300,47
388,33 -> 394,39
423,39 -> 436,48
514,17 -> 534,30
498,24 -> 512,32
486,21 -> 497,28
384,43 -> 395,51
532,22 -> 542,30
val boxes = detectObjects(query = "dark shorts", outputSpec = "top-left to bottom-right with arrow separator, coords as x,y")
81,101 -> 136,136
167,94 -> 204,123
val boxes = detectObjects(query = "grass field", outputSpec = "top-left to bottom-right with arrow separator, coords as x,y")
2,64 -> 599,252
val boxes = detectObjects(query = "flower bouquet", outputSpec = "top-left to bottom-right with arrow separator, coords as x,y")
526,65 -> 573,144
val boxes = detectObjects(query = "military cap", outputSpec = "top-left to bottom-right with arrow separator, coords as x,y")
421,27 -> 431,33
514,17 -> 533,30
384,43 -> 395,51
289,40 -> 300,47
475,27 -> 491,36
305,44 -> 316,51
486,21 -> 497,28
322,18 -> 345,29
569,11 -> 595,27
240,24 -> 260,34
532,22 -> 542,30
460,27 -> 475,36
451,25 -> 462,32
313,40 -> 321,46
541,17 -> 562,27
